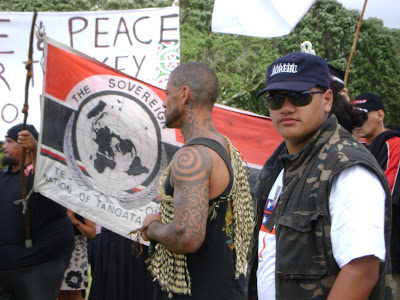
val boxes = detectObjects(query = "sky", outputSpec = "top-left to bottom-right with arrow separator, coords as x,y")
337,0 -> 399,29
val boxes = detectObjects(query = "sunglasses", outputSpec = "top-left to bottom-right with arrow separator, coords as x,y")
265,91 -> 325,110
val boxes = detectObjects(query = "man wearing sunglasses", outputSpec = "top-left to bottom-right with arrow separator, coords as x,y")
247,52 -> 392,300
352,92 -> 400,299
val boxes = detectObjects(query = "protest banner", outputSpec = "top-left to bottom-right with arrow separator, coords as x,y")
0,7 -> 179,138
34,36 -> 282,239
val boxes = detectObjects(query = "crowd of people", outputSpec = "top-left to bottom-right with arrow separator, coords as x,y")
1,52 -> 399,300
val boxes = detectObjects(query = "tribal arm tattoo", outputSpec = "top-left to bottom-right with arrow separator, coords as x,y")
147,145 -> 212,253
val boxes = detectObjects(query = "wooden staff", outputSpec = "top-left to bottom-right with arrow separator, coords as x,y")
344,0 -> 368,88
19,11 -> 38,248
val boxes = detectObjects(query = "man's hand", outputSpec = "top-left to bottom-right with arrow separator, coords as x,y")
17,130 -> 38,168
67,209 -> 78,223
17,130 -> 37,151
141,214 -> 162,241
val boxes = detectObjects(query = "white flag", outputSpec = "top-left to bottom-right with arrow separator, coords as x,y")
212,0 -> 314,38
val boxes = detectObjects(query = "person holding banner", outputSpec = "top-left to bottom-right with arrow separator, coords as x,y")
247,53 -> 392,299
0,124 -> 75,300
137,62 -> 254,299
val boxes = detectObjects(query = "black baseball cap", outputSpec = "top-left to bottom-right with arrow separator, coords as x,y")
6,124 -> 39,142
352,92 -> 385,113
256,52 -> 330,98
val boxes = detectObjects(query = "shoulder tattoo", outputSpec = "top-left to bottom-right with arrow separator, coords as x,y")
171,145 -> 213,184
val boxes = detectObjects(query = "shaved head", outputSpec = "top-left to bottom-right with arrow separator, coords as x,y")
169,62 -> 219,107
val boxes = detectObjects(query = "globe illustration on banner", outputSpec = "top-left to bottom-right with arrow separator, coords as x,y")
74,92 -> 161,192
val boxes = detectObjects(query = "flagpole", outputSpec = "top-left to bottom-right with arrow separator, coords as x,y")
344,0 -> 368,88
20,11 -> 37,248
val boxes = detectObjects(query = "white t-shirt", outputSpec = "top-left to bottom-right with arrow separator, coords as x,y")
257,165 -> 386,300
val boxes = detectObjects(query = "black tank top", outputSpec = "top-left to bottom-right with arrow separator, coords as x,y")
164,137 -> 234,200
156,137 -> 245,300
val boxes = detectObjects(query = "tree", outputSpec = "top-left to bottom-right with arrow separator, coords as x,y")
274,0 -> 400,123
0,0 -> 93,11
0,0 -> 174,11
350,19 -> 400,123
179,0 -> 400,120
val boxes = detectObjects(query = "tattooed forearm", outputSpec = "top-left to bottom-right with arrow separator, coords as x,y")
147,145 -> 213,253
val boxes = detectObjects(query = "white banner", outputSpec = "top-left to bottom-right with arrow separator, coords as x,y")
212,0 -> 313,38
0,7 -> 180,139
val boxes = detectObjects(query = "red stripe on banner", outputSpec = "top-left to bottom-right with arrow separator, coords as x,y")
40,148 -> 87,173
213,106 -> 282,166
174,106 -> 282,167
45,44 -> 166,101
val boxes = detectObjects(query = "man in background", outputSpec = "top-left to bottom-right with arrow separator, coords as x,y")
353,92 -> 400,298
0,124 -> 74,300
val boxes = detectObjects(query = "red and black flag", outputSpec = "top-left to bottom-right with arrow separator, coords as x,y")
34,37 -> 282,238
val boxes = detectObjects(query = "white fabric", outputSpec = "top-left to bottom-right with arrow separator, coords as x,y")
60,235 -> 88,290
257,165 -> 386,299
257,170 -> 283,300
330,165 -> 386,267
212,0 -> 314,38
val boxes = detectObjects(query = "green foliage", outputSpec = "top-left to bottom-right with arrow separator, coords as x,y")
94,0 -> 173,10
178,0 -> 400,120
274,0 -> 360,64
0,0 -> 93,11
0,0 -> 174,12
1,0 -> 399,122
275,0 -> 400,123
350,19 -> 400,122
